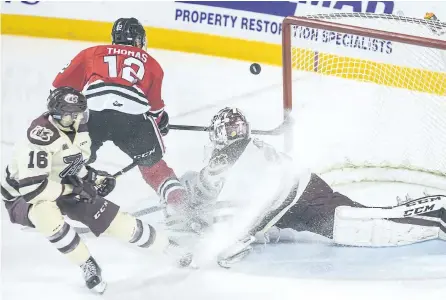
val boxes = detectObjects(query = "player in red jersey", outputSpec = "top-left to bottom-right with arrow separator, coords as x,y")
52,18 -> 186,207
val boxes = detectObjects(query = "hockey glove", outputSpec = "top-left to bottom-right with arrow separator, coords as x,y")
156,111 -> 169,136
84,166 -> 116,197
165,202 -> 213,236
66,175 -> 97,204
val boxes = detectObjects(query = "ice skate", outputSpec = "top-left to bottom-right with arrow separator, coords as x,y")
81,257 -> 107,294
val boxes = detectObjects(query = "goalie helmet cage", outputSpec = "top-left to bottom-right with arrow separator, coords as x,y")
281,13 -> 446,190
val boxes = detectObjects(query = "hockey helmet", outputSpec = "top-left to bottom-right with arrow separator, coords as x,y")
111,18 -> 147,50
209,107 -> 251,148
47,87 -> 88,127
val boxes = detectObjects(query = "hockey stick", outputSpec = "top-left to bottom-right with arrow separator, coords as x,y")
93,160 -> 139,193
111,160 -> 138,178
170,117 -> 292,136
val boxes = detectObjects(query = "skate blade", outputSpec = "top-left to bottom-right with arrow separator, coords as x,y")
92,281 -> 107,295
217,247 -> 252,269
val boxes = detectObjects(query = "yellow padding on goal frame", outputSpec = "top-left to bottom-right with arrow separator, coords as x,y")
2,14 -> 445,96
293,48 -> 446,96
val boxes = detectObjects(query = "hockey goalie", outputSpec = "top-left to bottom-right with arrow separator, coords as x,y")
165,107 -> 446,266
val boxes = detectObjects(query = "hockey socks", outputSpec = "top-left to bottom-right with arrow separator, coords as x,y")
139,160 -> 186,205
105,211 -> 169,252
29,200 -> 92,265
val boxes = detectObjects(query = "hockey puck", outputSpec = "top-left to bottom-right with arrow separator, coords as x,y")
250,63 -> 261,75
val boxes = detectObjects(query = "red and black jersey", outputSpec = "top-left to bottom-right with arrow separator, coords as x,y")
53,44 -> 165,115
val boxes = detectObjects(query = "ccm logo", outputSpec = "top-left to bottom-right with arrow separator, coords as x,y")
402,196 -> 441,217
404,196 -> 441,207
134,148 -> 155,159
94,201 -> 108,219
404,204 -> 436,217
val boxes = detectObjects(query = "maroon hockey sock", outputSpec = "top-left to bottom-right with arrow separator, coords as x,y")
139,160 -> 186,205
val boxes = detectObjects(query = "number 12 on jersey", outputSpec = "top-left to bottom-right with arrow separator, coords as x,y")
103,56 -> 145,83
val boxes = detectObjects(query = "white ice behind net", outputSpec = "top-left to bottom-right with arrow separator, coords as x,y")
288,13 -> 446,190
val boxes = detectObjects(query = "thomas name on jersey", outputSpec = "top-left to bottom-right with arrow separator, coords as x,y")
106,47 -> 149,63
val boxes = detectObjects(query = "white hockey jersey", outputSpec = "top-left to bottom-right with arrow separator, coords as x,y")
201,138 -> 308,238
1,113 -> 91,204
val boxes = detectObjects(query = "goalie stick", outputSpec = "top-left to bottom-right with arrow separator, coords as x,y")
169,115 -> 293,136
103,119 -> 291,179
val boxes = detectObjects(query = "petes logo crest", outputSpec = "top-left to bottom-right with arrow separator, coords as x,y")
30,125 -> 54,142
64,94 -> 78,104
60,153 -> 86,178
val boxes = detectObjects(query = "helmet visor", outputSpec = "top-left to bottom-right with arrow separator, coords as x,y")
80,109 -> 89,124
53,112 -> 82,127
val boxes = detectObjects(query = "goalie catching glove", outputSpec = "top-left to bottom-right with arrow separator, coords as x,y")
84,165 -> 116,197
164,171 -> 217,236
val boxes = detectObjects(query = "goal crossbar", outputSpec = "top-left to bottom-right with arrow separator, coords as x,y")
282,15 -> 446,116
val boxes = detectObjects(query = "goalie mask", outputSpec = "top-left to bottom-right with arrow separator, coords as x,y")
209,107 -> 251,149
47,87 -> 88,128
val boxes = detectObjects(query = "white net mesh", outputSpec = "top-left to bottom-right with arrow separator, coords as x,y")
287,13 -> 446,190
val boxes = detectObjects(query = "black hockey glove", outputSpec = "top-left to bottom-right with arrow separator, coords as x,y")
66,175 -> 97,204
157,111 -> 169,136
84,166 -> 116,197
96,177 -> 116,197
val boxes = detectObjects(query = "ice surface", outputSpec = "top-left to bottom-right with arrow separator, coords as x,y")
2,35 -> 446,300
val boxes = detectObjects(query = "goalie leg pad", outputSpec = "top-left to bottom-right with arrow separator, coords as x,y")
333,206 -> 440,247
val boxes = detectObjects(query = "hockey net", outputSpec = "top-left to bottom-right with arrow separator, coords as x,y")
282,13 -> 446,190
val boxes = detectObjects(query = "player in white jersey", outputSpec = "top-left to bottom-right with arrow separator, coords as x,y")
165,107 -> 446,266
1,87 -> 171,294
